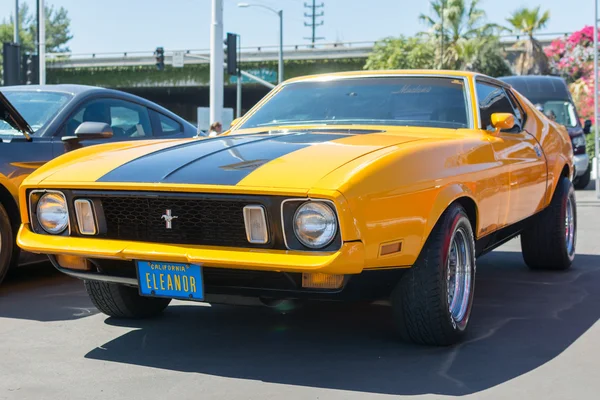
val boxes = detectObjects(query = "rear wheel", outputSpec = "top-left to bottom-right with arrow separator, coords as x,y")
391,203 -> 476,346
84,280 -> 171,318
521,176 -> 576,270
0,203 -> 19,286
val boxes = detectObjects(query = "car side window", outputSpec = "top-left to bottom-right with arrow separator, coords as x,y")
150,110 -> 183,137
476,82 -> 520,132
64,99 -> 152,139
505,89 -> 527,127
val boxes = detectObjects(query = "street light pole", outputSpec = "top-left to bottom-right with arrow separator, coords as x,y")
238,3 -> 284,83
440,0 -> 444,69
595,0 -> 599,198
210,0 -> 224,126
278,9 -> 283,83
236,35 -> 242,118
38,0 -> 45,85
14,0 -> 19,44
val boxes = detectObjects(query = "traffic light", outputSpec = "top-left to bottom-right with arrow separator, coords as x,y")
2,42 -> 21,86
225,33 -> 238,76
21,53 -> 39,85
154,47 -> 165,71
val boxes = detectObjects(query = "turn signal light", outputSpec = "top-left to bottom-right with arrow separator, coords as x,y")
243,205 -> 269,244
74,199 -> 97,235
302,273 -> 344,289
56,254 -> 91,271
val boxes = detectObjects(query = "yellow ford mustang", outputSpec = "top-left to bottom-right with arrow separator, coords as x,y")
16,70 -> 576,346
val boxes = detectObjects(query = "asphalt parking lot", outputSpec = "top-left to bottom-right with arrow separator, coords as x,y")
1,187 -> 600,400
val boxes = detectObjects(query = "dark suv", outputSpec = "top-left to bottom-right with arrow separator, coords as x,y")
498,75 -> 591,189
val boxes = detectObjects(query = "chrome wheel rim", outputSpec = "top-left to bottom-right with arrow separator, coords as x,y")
565,196 -> 575,256
447,227 -> 472,324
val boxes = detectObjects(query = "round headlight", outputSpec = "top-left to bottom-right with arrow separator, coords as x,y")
36,193 -> 69,234
293,202 -> 337,249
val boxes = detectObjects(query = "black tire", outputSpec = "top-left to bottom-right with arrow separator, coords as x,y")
520,176 -> 576,270
0,203 -> 19,286
391,203 -> 476,346
574,164 -> 591,189
84,280 -> 171,318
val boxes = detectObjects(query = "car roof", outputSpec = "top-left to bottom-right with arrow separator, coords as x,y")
497,75 -> 571,102
0,84 -> 104,95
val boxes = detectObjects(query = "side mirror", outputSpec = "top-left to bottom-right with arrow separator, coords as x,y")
62,122 -> 114,152
490,113 -> 515,133
584,119 -> 592,134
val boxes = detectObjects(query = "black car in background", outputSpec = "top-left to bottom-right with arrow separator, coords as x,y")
498,75 -> 592,189
0,84 -> 199,285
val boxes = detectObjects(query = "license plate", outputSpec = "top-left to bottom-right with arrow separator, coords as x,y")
136,261 -> 204,301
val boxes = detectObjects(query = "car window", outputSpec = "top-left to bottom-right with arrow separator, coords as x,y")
542,101 -> 578,127
476,82 -> 520,132
0,91 -> 72,135
64,99 -> 152,138
505,89 -> 526,127
151,110 -> 183,137
238,77 -> 471,130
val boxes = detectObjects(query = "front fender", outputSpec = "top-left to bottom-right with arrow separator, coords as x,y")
424,183 -> 478,244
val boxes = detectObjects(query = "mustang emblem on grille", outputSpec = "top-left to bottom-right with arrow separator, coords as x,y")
161,209 -> 178,229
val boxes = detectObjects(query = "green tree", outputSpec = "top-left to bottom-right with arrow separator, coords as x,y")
0,3 -> 72,81
419,0 -> 503,69
364,36 -> 435,70
506,6 -> 550,75
469,38 -> 512,77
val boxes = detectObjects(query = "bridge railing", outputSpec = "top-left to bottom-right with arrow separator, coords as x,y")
45,32 -> 571,70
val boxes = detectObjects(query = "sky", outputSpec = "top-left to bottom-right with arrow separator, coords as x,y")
0,0 -> 595,54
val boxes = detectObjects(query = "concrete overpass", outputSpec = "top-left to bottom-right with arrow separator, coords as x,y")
47,34 -> 560,74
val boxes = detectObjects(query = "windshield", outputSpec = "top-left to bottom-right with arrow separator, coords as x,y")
239,77 -> 470,130
540,100 -> 578,128
0,90 -> 72,135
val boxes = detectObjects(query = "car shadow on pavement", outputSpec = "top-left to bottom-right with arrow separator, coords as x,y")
0,262 -> 99,321
85,251 -> 600,396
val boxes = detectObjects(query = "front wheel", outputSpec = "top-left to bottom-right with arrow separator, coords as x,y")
85,280 -> 171,318
391,203 -> 476,346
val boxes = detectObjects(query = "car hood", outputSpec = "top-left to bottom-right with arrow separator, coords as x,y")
0,91 -> 34,138
33,128 -> 431,191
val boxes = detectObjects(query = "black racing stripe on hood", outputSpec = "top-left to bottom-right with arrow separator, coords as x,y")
96,132 -> 352,185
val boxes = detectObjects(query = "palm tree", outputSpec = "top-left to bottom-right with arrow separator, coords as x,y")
506,6 -> 551,75
419,0 -> 502,69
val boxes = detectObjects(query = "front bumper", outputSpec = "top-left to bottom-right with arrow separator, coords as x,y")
574,153 -> 590,177
46,255 -> 403,302
17,224 -> 365,275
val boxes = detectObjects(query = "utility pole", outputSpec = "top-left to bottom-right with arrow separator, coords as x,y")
210,0 -> 224,126
38,0 -> 45,85
304,1 -> 324,47
14,0 -> 19,44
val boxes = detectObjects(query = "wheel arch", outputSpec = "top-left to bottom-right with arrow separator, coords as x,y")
545,162 -> 571,205
424,183 -> 479,245
0,183 -> 20,230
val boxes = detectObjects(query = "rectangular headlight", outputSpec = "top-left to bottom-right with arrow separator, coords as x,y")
74,199 -> 97,235
243,205 -> 268,244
